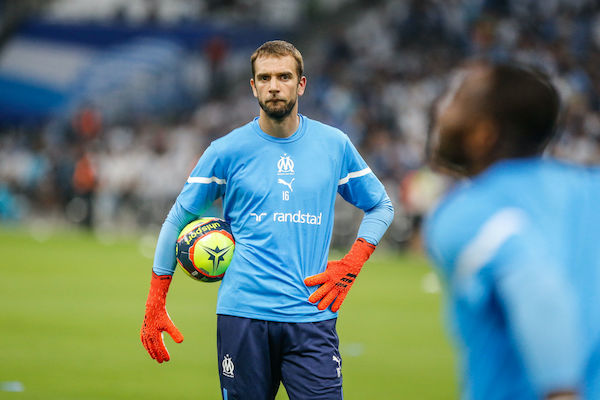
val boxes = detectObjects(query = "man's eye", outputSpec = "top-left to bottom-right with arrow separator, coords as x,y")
261,76 -> 269,81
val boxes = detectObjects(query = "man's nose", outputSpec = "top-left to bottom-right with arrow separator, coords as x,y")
269,78 -> 279,92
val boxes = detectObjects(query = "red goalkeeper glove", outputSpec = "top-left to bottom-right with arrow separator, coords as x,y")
140,272 -> 184,363
304,238 -> 376,312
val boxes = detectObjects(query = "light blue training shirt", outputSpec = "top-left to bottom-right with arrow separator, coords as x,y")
424,158 -> 600,399
153,114 -> 394,322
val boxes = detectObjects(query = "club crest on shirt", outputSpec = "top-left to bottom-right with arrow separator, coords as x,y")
277,154 -> 295,175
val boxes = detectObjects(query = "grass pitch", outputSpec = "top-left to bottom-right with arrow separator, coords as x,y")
0,227 -> 457,399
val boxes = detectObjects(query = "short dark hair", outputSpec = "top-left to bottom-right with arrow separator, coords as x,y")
482,63 -> 561,157
250,40 -> 304,79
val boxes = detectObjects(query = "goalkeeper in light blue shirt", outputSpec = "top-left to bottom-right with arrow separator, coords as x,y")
140,40 -> 394,399
425,61 -> 600,400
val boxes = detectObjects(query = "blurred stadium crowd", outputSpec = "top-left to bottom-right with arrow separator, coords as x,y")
0,0 -> 599,247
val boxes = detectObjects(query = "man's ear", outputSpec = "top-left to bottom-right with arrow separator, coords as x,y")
250,78 -> 258,98
465,118 -> 498,167
297,76 -> 307,97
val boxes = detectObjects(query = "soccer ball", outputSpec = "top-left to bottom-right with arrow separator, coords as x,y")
175,217 -> 235,282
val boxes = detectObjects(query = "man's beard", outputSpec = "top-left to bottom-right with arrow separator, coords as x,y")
258,96 -> 297,121
427,126 -> 470,176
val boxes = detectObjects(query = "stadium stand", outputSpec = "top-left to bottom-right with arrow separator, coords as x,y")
0,0 -> 598,247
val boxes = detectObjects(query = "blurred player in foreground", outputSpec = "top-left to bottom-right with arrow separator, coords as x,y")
140,40 -> 394,399
425,61 -> 600,400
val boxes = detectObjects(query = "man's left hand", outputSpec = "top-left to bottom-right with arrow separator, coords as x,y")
304,238 -> 375,312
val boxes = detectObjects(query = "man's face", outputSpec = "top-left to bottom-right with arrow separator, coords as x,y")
429,67 -> 490,175
251,55 -> 306,120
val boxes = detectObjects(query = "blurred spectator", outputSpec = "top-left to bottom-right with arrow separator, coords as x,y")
72,106 -> 102,141
204,36 -> 230,98
0,182 -> 22,221
71,148 -> 97,228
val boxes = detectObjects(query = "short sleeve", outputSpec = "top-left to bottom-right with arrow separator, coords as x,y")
337,136 -> 387,211
177,143 -> 227,215
423,185 -> 530,287
426,198 -> 570,309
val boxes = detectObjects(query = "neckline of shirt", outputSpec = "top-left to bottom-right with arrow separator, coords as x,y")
252,114 -> 307,143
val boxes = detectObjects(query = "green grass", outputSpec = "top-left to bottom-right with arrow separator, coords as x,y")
0,227 -> 457,399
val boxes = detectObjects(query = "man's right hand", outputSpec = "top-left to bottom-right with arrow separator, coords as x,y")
140,273 -> 184,363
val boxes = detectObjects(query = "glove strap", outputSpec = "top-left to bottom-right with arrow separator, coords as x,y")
146,272 -> 173,309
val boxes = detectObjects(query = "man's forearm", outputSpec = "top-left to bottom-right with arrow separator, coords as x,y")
153,201 -> 198,276
356,195 -> 394,245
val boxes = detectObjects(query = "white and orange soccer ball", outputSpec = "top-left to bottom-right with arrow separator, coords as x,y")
175,218 -> 235,282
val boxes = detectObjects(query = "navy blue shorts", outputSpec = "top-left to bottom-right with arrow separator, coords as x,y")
217,315 -> 343,400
